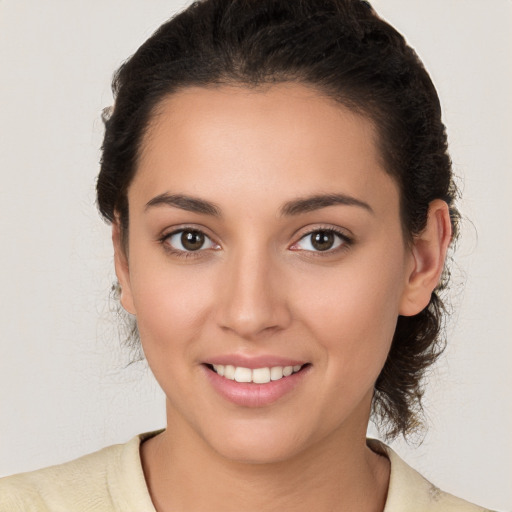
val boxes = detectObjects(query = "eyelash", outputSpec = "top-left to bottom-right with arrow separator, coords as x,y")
291,227 -> 353,256
158,227 -> 219,259
158,226 -> 353,259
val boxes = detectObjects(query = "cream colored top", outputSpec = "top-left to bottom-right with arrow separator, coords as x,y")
0,432 -> 494,511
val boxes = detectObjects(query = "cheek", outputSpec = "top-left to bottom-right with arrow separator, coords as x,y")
128,261 -> 219,405
128,257 -> 216,355
292,249 -> 406,367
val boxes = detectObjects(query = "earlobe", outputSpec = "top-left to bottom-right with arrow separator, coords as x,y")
112,221 -> 136,315
399,199 -> 452,316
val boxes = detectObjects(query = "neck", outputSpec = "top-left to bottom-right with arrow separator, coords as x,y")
141,408 -> 390,512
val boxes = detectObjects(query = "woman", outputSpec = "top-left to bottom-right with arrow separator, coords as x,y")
0,0 -> 501,510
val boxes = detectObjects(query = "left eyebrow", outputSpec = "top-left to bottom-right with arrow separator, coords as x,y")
280,193 -> 374,216
145,193 -> 221,217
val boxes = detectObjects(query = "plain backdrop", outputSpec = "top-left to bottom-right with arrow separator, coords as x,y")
0,1 -> 511,510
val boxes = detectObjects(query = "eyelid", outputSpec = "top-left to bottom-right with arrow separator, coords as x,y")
157,224 -> 353,256
169,230 -> 217,250
159,223 -> 218,241
289,226 -> 354,253
158,225 -> 221,256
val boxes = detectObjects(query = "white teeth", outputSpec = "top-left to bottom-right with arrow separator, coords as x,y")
211,364 -> 303,383
270,366 -> 283,381
234,367 -> 252,383
282,366 -> 293,377
224,365 -> 235,380
252,367 -> 271,384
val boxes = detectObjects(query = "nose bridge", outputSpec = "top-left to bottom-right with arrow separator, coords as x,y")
217,240 -> 289,338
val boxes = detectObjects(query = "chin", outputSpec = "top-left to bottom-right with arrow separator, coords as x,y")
213,438 -> 303,465
199,418 -> 312,465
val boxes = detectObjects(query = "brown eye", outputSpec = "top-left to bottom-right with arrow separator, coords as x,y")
311,231 -> 335,251
291,229 -> 348,253
181,230 -> 205,251
165,229 -> 218,253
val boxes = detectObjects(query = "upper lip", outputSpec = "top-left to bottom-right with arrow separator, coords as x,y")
205,354 -> 308,369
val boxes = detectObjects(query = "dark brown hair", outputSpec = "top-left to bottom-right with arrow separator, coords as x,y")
97,0 -> 459,440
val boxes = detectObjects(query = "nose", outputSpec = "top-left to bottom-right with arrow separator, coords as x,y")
216,246 -> 292,340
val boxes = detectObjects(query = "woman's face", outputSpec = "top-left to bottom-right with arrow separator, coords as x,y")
116,83 -> 418,463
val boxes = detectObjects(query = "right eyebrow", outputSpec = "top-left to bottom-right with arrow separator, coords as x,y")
279,193 -> 374,216
144,193 -> 222,217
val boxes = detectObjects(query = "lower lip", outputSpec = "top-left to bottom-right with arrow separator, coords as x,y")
203,365 -> 310,407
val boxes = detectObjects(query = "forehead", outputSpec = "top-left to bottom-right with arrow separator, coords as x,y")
131,83 -> 399,217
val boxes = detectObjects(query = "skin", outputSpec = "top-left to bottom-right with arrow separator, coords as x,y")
113,83 -> 451,512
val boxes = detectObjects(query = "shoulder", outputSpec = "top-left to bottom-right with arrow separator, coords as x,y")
0,432 -> 159,512
368,440 -> 497,512
0,443 -> 121,512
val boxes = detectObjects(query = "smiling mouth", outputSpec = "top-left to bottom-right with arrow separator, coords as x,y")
206,364 -> 307,384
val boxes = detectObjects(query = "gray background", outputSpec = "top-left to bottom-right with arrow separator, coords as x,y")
0,1 -> 510,510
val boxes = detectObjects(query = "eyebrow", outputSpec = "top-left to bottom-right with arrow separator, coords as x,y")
145,193 -> 221,217
280,194 -> 374,216
144,192 -> 373,217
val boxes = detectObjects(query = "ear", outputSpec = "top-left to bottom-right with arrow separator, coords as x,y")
112,220 -> 136,315
399,199 -> 453,316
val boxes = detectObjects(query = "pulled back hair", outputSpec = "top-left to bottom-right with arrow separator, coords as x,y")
97,0 -> 459,440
